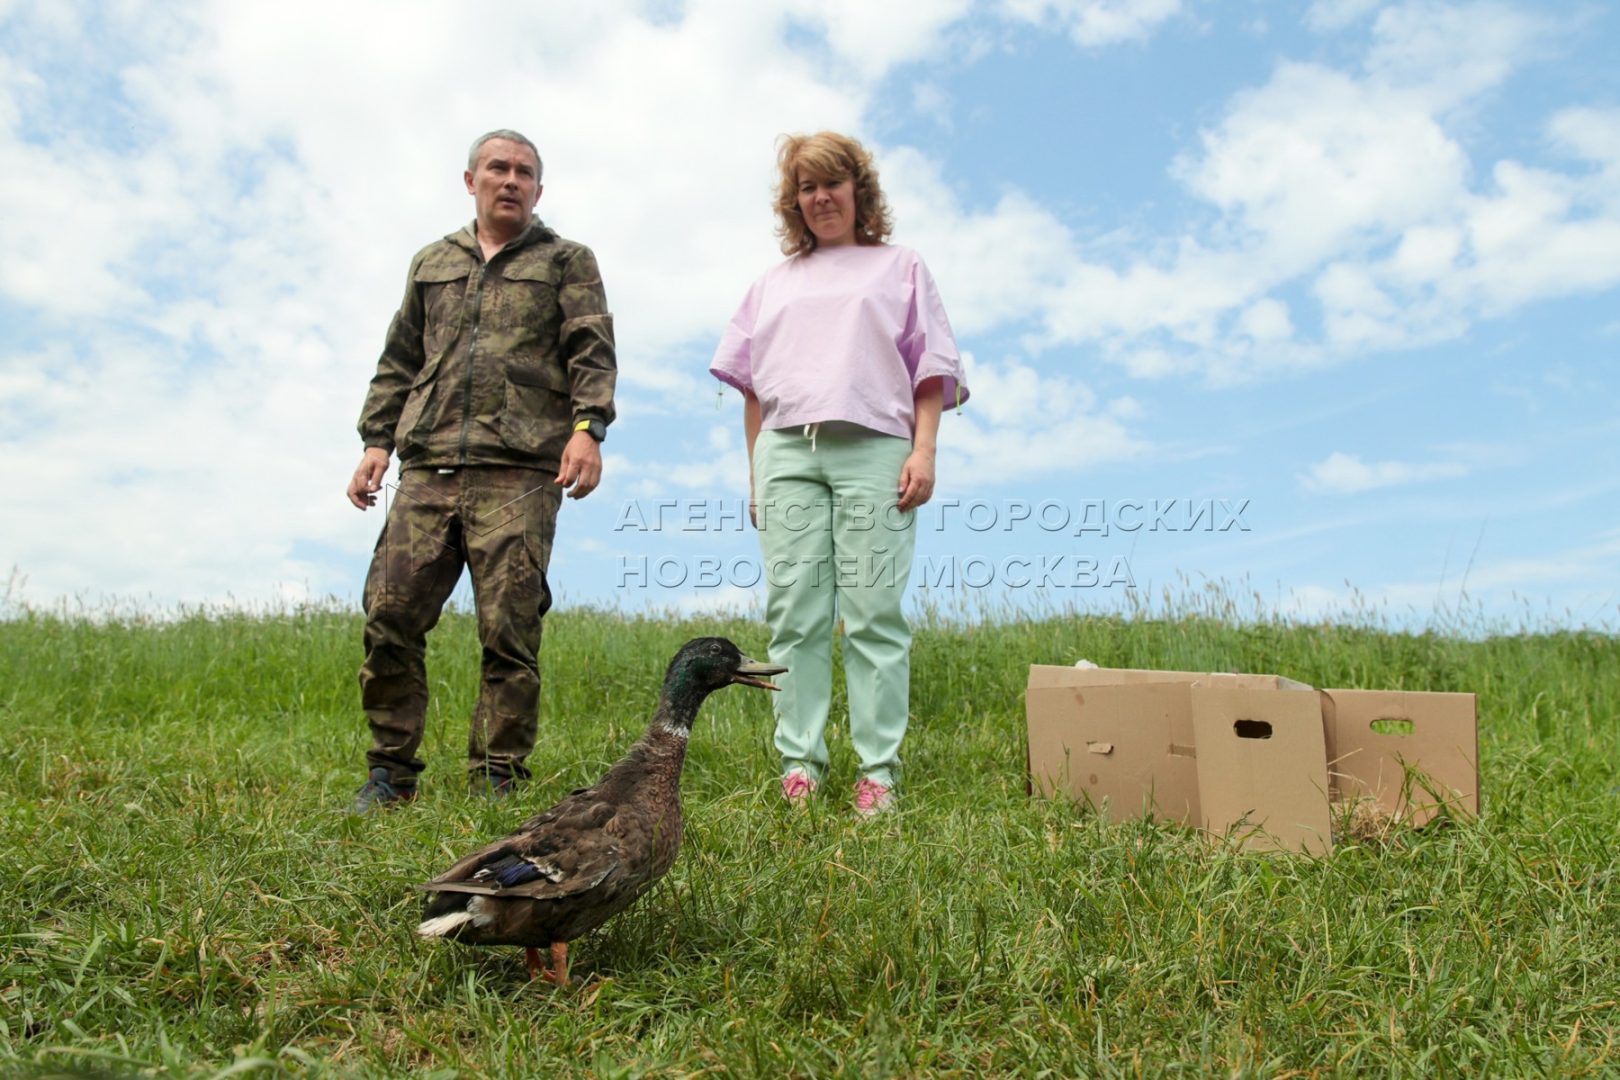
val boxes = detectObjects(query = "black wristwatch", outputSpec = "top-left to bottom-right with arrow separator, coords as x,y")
573,417 -> 606,443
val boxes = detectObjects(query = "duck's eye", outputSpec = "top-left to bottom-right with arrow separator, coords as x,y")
709,642 -> 722,655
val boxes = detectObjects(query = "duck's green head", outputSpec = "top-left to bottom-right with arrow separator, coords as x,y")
664,637 -> 786,704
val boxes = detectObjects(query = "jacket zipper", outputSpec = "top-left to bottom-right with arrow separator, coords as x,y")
457,262 -> 486,466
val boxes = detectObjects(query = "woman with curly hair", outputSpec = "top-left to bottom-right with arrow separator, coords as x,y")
710,131 -> 970,817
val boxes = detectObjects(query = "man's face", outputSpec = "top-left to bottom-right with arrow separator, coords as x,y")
464,138 -> 542,235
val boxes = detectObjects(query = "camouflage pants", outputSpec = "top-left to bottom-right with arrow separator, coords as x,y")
359,466 -> 561,785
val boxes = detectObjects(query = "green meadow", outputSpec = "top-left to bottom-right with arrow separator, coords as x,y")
2,598 -> 1617,1077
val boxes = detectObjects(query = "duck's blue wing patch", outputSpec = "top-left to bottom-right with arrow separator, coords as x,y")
490,857 -> 545,887
475,854 -> 560,889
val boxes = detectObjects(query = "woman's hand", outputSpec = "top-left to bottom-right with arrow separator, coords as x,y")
897,447 -> 936,512
744,392 -> 761,529
901,377 -> 944,513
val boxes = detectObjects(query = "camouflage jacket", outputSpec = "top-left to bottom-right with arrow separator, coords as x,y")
357,216 -> 616,472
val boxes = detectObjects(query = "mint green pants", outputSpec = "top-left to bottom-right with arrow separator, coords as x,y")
753,425 -> 916,788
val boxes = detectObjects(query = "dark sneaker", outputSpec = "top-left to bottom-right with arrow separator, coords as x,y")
352,767 -> 416,814
470,772 -> 519,799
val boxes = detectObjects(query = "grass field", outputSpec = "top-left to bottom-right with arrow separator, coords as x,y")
2,598 -> 1617,1077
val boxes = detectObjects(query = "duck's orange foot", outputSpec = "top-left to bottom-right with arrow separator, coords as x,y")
541,942 -> 570,986
523,943 -> 570,984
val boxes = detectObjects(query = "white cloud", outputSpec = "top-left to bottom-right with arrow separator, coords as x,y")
940,353 -> 1148,489
1550,106 -> 1620,173
1387,224 -> 1462,284
882,147 -> 1077,335
1461,161 -> 1620,310
1363,1 -> 1553,112
1000,0 -> 1183,46
1305,0 -> 1381,33
1178,64 -> 1469,268
1106,395 -> 1143,419
1300,451 -> 1469,494
0,331 -> 361,606
1237,297 -> 1294,342
783,0 -> 976,78
1023,1 -> 1618,383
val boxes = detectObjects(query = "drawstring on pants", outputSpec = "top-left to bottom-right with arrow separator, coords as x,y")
803,423 -> 820,452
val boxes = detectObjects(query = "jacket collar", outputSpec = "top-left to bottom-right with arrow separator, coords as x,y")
447,215 -> 557,259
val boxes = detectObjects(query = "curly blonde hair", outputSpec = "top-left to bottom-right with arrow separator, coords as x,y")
773,131 -> 894,255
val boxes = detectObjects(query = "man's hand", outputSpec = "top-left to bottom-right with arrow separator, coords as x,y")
348,447 -> 391,509
555,431 -> 603,499
897,447 -> 936,512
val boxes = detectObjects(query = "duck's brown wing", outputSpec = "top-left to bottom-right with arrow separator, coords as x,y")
419,793 -> 632,902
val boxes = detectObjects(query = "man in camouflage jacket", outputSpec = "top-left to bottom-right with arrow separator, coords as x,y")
345,129 -> 615,810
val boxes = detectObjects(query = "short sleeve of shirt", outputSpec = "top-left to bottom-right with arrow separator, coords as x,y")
709,277 -> 762,395
900,255 -> 970,409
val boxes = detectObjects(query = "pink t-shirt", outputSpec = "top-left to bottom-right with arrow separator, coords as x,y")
709,243 -> 969,439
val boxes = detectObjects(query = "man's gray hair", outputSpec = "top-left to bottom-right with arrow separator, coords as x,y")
467,129 -> 543,180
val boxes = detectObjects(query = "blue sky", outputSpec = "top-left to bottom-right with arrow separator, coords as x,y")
2,0 -> 1618,631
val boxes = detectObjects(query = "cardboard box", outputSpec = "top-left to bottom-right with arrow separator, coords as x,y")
1026,665 -> 1478,854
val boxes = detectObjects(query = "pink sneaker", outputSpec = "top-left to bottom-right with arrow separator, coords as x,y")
853,778 -> 895,817
781,771 -> 818,804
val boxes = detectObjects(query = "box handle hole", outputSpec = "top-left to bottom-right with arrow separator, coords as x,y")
1370,717 -> 1415,736
1233,719 -> 1272,739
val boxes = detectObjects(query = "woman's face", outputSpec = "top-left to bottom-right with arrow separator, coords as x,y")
797,171 -> 857,247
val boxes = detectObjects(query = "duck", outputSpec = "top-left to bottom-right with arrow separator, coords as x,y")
416,636 -> 786,984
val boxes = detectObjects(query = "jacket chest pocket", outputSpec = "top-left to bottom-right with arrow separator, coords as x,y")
414,259 -> 472,355
496,260 -> 561,339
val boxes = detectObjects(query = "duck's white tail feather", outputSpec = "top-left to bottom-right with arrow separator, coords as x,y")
418,911 -> 475,937
418,895 -> 496,938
